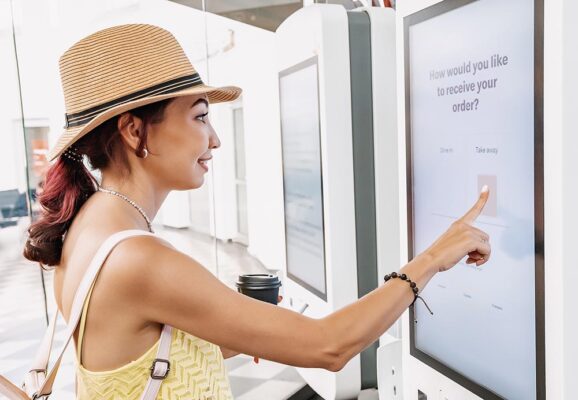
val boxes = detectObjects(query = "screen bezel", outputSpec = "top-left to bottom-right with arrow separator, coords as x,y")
279,55 -> 328,301
404,1 -> 545,399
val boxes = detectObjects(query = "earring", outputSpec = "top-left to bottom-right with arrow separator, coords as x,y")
137,148 -> 149,158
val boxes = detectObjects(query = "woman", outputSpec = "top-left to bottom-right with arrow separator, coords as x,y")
24,24 -> 491,399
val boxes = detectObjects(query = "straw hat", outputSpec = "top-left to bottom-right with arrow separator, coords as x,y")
47,24 -> 242,161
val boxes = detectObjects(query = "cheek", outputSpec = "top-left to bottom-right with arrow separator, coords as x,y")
151,121 -> 210,163
188,130 -> 211,157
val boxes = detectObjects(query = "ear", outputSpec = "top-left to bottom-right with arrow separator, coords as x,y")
117,112 -> 144,153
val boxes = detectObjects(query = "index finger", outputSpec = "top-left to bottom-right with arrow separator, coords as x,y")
461,185 -> 490,224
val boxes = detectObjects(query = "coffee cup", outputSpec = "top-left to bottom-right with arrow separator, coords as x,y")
236,274 -> 282,305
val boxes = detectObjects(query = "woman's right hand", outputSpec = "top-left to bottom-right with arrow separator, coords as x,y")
422,187 -> 491,272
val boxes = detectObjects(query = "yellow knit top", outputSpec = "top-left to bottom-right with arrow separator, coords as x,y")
75,284 -> 233,399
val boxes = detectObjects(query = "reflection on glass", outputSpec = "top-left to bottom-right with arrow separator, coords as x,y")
233,107 -> 249,242
0,0 -> 49,387
233,107 -> 246,180
204,8 -> 286,290
0,0 -> 31,263
24,121 -> 50,221
0,2 -> 216,397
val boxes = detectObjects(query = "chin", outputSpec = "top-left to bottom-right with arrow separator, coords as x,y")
172,176 -> 205,191
190,176 -> 205,189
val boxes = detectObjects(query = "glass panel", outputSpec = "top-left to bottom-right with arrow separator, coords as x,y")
2,1 -> 310,397
3,2 -> 213,397
0,0 -> 30,261
205,8 -> 285,287
0,0 -> 48,385
236,183 -> 249,237
204,8 -> 306,396
233,107 -> 246,180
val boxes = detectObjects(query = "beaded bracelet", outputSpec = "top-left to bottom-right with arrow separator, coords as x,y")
383,272 -> 434,318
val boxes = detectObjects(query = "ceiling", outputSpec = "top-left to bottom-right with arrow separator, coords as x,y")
168,0 -> 304,31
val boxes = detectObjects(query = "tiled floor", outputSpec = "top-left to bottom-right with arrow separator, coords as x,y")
0,221 -> 306,399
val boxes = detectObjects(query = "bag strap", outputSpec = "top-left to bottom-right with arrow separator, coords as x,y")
30,229 -> 172,399
140,324 -> 173,400
0,376 -> 29,399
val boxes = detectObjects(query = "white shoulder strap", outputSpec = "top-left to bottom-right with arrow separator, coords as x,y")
140,324 -> 173,400
27,230 -> 173,399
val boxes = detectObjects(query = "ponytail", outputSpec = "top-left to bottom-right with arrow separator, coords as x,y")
23,98 -> 173,267
23,155 -> 97,266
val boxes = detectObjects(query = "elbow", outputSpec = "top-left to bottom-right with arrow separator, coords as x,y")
320,346 -> 351,372
317,327 -> 351,372
306,340 -> 342,371
326,355 -> 347,373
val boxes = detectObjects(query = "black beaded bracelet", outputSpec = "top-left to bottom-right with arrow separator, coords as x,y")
383,272 -> 433,317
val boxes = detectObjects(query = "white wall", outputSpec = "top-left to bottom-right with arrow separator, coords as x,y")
205,14 -> 286,270
208,98 -> 238,240
542,0 -> 578,397
543,0 -> 564,397
560,0 -> 578,395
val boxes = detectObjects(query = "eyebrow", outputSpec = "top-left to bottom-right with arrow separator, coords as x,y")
192,98 -> 209,108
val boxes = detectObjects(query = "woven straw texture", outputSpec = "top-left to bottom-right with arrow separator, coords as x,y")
48,24 -> 241,161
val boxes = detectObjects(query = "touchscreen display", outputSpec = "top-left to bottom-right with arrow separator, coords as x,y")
406,0 -> 543,399
280,56 -> 327,300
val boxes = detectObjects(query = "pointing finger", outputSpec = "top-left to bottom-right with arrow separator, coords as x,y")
462,186 -> 490,224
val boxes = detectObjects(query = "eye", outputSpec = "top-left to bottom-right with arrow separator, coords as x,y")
196,112 -> 209,123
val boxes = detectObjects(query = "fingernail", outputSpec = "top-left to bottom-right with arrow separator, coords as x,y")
481,185 -> 489,193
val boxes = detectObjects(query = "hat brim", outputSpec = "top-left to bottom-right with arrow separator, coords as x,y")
47,84 -> 242,161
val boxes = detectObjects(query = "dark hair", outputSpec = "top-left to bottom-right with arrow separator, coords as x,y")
23,99 -> 173,267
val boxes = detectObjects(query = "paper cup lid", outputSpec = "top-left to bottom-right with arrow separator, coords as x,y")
236,274 -> 282,290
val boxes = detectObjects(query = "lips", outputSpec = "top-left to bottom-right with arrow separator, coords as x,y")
198,155 -> 212,171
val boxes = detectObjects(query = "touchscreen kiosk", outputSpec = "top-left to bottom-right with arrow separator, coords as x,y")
278,7 -> 362,399
403,0 -> 544,399
277,4 -> 398,399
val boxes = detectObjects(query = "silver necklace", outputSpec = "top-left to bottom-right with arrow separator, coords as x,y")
98,187 -> 154,233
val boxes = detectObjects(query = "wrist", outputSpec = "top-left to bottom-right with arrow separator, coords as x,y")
383,271 -> 434,316
413,251 -> 439,276
397,253 -> 437,296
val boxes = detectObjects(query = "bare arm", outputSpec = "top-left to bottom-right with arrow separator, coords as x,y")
116,241 -> 348,370
112,190 -> 490,371
320,253 -> 436,368
214,256 -> 435,362
113,241 -> 464,371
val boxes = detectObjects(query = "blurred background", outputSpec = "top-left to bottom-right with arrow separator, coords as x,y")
0,0 -> 366,398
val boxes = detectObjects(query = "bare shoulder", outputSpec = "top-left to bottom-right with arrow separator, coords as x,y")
105,234 -> 193,280
101,234 -> 212,307
107,234 -> 178,267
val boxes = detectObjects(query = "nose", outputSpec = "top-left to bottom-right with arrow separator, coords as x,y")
209,123 -> 221,149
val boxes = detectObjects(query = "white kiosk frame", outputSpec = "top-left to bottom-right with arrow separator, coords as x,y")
277,4 -> 398,399
278,6 -> 361,399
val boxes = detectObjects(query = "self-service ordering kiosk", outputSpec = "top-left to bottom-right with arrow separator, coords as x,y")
277,0 -> 578,399
277,5 -> 399,399
394,0 -> 547,399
